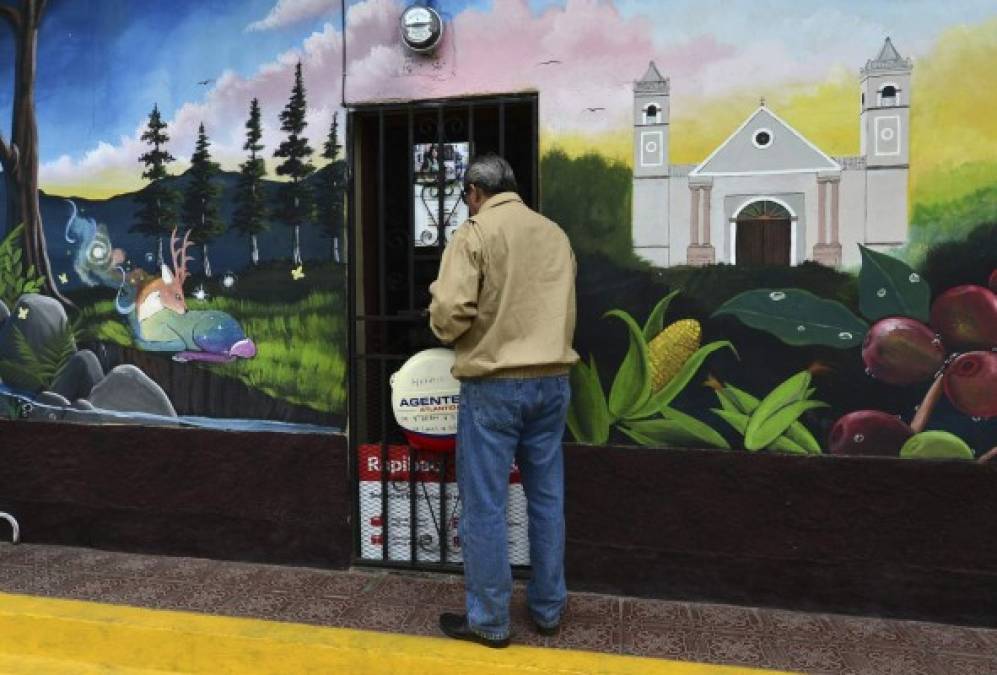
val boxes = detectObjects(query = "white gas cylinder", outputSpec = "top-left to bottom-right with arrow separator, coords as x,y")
390,348 -> 460,452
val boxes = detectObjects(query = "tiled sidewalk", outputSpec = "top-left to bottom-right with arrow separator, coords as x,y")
0,544 -> 994,674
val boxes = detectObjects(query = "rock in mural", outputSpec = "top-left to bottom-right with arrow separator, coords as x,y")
50,350 -> 105,402
87,365 -> 177,418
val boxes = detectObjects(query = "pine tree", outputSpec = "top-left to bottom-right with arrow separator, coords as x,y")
273,62 -> 315,265
316,111 -> 345,262
181,123 -> 224,278
132,104 -> 180,266
233,98 -> 269,265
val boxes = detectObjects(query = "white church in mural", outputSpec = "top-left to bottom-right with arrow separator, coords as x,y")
632,38 -> 912,269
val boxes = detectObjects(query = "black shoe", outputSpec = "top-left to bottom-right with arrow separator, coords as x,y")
530,615 -> 559,637
439,613 -> 510,648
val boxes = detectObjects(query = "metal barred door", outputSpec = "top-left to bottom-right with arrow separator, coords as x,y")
347,95 -> 538,571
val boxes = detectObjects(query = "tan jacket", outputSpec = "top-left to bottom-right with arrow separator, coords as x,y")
429,192 -> 579,379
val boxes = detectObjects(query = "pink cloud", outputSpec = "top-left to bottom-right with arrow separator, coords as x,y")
40,0 -> 750,191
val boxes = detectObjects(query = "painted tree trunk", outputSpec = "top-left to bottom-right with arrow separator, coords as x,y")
251,234 -> 259,265
0,0 -> 70,305
157,237 -> 165,267
202,243 -> 212,278
293,225 -> 302,265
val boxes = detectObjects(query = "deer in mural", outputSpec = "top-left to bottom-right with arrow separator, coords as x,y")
66,201 -> 256,363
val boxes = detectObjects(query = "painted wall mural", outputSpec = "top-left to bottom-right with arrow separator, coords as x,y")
0,0 -> 994,454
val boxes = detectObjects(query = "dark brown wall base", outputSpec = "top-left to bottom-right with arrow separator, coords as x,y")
563,443 -> 997,628
2,422 -> 995,627
0,420 -> 351,568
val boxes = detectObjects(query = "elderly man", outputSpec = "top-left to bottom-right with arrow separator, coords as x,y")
429,153 -> 579,648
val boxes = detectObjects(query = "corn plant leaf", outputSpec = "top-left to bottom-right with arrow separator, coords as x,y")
724,384 -> 760,414
713,389 -> 740,414
767,435 -> 809,455
566,355 -> 611,445
604,309 -> 652,421
642,290 -> 680,342
621,414 -> 728,450
660,406 -> 729,449
858,244 -> 931,323
783,420 -> 823,454
713,289 -> 868,348
745,399 -> 828,450
617,425 -> 658,447
712,408 -> 749,436
751,371 -> 811,422
628,340 -> 737,420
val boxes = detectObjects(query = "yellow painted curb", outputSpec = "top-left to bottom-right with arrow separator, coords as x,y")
0,591 -> 792,674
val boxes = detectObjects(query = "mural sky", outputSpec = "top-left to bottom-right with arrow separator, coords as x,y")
0,0 -> 994,205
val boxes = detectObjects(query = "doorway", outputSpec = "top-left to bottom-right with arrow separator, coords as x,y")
347,94 -> 539,571
734,199 -> 792,266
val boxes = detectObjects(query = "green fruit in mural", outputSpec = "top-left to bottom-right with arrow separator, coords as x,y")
943,351 -> 997,419
861,317 -> 945,386
900,431 -> 974,460
929,285 -> 997,351
828,411 -> 913,457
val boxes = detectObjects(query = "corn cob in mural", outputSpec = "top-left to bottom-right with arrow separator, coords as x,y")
648,319 -> 701,392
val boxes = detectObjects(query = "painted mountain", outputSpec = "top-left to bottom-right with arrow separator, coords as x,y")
20,166 -> 343,292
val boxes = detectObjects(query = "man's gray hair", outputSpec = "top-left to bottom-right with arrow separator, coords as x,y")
464,153 -> 518,195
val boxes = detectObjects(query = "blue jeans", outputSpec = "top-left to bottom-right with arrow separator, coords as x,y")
456,375 -> 570,640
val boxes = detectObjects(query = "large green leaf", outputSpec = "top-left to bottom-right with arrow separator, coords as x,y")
604,310 -> 652,420
642,290 -> 680,341
566,356 -> 611,445
858,244 -> 931,323
713,289 -> 868,348
628,340 -> 737,420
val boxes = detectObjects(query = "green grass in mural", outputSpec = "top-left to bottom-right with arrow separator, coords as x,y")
73,290 -> 347,415
540,149 -> 640,268
904,182 -> 997,266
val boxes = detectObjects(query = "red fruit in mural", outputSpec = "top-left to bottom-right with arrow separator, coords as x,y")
828,411 -> 914,457
989,269 -> 997,294
861,317 -> 945,386
929,285 -> 997,351
943,351 -> 997,419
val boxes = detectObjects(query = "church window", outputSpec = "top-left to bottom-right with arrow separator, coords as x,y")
878,84 -> 899,106
752,129 -> 773,149
642,103 -> 661,124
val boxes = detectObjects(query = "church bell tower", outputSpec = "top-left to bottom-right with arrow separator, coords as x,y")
632,62 -> 671,266
860,37 -> 912,250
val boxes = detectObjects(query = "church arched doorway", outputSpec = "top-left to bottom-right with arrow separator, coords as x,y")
734,199 -> 793,265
